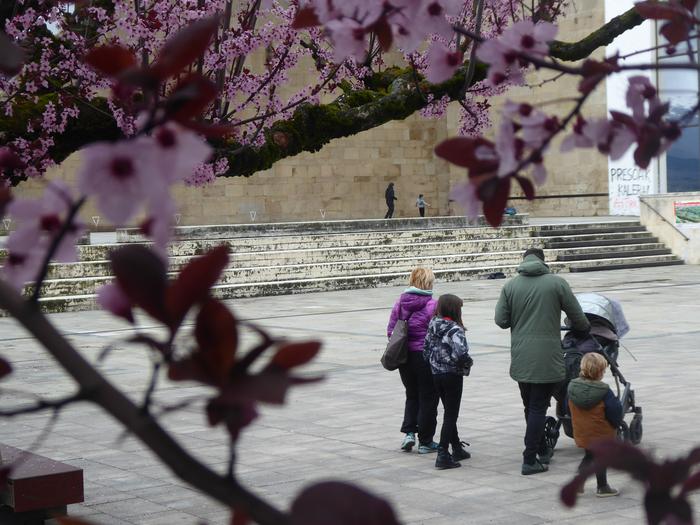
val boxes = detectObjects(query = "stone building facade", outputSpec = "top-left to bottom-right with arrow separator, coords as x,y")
19,1 -> 608,227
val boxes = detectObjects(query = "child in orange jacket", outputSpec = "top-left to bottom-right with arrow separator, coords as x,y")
567,352 -> 623,497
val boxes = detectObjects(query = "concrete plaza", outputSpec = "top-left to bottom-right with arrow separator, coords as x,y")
1,264 -> 700,524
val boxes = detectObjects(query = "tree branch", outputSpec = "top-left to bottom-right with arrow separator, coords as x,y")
0,281 -> 289,525
549,7 -> 645,62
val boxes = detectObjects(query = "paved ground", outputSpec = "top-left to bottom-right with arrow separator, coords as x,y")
1,264 -> 699,524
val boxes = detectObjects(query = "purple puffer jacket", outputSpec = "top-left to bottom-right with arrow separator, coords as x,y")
387,292 -> 437,352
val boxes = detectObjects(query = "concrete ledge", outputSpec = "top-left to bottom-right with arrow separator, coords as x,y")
640,192 -> 700,264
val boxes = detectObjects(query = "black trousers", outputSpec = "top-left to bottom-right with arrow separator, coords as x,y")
433,373 -> 463,450
385,202 -> 394,219
518,382 -> 558,464
578,449 -> 608,488
398,352 -> 438,444
419,207 -> 425,217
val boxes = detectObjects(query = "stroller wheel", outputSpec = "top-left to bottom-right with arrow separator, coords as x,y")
544,416 -> 560,450
617,421 -> 630,442
630,413 -> 643,444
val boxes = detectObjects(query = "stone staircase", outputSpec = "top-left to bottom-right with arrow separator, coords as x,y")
0,215 -> 683,314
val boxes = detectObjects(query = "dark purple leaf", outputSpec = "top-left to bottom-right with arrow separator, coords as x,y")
84,45 -> 137,77
268,341 -> 321,370
166,245 -> 229,328
0,357 -> 12,379
635,2 -> 693,20
150,16 -> 219,80
194,298 -> 238,384
515,176 -> 535,200
478,176 -> 511,227
292,6 -> 321,29
0,31 -> 24,76
110,246 -> 168,323
164,74 -> 218,124
291,482 -> 400,525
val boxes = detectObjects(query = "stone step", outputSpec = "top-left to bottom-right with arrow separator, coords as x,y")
569,258 -> 684,272
116,215 -> 529,242
556,248 -> 671,261
537,225 -> 646,237
544,235 -> 657,249
30,253 -> 683,314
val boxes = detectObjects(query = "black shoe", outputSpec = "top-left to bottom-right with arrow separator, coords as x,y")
521,460 -> 548,475
435,447 -> 461,470
537,446 -> 554,465
451,441 -> 471,461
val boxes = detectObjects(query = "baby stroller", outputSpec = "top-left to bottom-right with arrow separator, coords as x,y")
544,293 -> 643,450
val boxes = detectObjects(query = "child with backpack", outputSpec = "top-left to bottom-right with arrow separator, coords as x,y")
423,294 -> 473,470
568,352 -> 623,497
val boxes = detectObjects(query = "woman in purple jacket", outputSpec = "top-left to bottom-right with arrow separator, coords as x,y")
387,267 -> 439,453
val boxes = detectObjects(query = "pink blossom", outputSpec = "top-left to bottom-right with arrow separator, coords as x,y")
97,282 -> 134,323
411,0 -> 463,40
326,18 -> 368,62
495,118 -> 519,177
626,75 -> 662,123
425,41 -> 462,83
152,124 -> 212,184
531,159 -> 547,186
560,115 -> 594,152
500,21 -> 557,59
476,21 -> 557,86
2,181 -> 86,290
450,181 -> 481,220
77,139 -> 161,225
141,195 -> 177,259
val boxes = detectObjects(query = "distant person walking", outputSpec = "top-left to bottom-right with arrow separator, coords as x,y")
385,182 -> 398,219
495,248 -> 590,475
387,268 -> 439,454
568,352 -> 622,497
416,194 -> 431,217
423,294 -> 473,470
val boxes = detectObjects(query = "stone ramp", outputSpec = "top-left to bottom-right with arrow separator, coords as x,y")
0,215 -> 684,314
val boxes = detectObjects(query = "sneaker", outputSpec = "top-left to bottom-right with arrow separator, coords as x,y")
418,441 -> 439,454
451,441 -> 471,461
401,433 -> 416,452
435,447 -> 461,470
521,460 -> 549,475
596,485 -> 619,498
537,447 -> 554,465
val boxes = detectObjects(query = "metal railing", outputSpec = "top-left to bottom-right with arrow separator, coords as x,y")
638,197 -> 690,242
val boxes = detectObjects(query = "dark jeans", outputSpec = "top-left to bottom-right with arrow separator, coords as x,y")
385,202 -> 394,219
433,373 -> 463,450
578,449 -> 608,488
419,207 -> 425,217
518,382 -> 558,464
398,351 -> 438,444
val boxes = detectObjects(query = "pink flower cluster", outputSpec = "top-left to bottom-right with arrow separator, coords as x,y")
476,20 -> 558,86
2,181 -> 86,290
561,76 -> 680,168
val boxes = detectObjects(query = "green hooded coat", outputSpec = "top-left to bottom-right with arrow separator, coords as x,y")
495,255 -> 590,383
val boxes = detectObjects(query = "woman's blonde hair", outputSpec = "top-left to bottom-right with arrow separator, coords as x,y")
409,267 -> 435,291
579,352 -> 607,381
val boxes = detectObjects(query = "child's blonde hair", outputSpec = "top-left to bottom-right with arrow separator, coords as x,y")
409,267 -> 435,291
579,352 -> 607,381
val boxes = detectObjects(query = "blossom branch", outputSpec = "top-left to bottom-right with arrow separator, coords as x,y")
0,281 -> 290,525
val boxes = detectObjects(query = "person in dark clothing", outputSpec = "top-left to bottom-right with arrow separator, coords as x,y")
387,268 -> 439,454
568,352 -> 622,497
423,294 -> 473,470
495,247 -> 590,475
385,182 -> 398,218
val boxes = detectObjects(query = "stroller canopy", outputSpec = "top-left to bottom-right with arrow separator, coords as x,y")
572,292 -> 629,339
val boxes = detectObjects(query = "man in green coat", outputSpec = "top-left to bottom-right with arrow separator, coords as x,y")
495,248 -> 590,475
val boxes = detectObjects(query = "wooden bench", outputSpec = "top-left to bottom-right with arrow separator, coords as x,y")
0,444 -> 84,524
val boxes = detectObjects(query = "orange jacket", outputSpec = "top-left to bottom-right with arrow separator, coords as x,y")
568,399 -> 616,449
